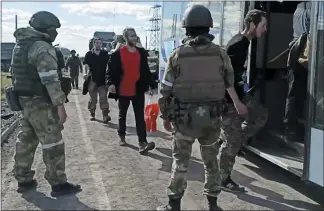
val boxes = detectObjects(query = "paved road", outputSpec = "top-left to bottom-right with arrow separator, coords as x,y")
1,81 -> 323,210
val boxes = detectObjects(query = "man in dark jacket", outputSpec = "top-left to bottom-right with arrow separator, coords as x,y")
283,2 -> 311,142
55,46 -> 71,103
65,50 -> 82,89
106,27 -> 155,155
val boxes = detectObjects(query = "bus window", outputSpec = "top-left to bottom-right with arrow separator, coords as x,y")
221,1 -> 243,46
178,2 -> 190,38
177,1 -> 210,38
209,1 -> 223,45
313,2 -> 324,128
162,2 -> 184,39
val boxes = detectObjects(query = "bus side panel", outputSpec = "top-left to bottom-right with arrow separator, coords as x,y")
308,128 -> 324,186
306,1 -> 324,187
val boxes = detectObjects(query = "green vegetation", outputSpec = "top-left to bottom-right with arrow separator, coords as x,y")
1,72 -> 12,100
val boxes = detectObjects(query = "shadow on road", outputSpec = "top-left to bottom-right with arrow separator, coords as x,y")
240,153 -> 324,208
147,131 -> 173,141
231,169 -> 322,210
21,189 -> 96,210
102,122 -> 137,133
125,145 -> 205,182
126,145 -> 322,210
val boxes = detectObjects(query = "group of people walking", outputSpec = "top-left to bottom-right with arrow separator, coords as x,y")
81,27 -> 156,154
6,1 -> 311,210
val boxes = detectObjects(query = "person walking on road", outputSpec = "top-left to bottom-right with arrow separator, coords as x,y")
83,38 -> 111,123
218,9 -> 268,193
65,49 -> 82,89
157,4 -> 248,211
55,46 -> 71,103
106,27 -> 155,155
10,11 -> 81,197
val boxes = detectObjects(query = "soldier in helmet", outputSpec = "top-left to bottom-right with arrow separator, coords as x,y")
157,4 -> 248,211
10,11 -> 81,197
65,49 -> 83,89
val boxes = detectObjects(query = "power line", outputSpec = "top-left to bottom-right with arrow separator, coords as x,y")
148,4 -> 161,50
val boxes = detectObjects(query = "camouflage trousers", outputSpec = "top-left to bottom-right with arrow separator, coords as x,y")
88,80 -> 109,114
218,102 -> 268,181
13,97 -> 67,186
167,119 -> 233,199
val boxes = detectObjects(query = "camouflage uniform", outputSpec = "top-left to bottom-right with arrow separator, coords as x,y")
157,5 -> 236,211
219,96 -> 268,185
11,11 -> 81,197
218,11 -> 269,193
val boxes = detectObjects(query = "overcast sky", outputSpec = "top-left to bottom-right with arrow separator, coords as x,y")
2,1 -> 160,55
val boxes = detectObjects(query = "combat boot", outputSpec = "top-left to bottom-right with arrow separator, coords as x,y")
17,179 -> 37,193
51,182 -> 82,197
157,197 -> 181,211
207,196 -> 223,211
138,141 -> 155,154
90,112 -> 95,121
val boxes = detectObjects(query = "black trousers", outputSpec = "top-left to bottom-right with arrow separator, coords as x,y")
283,63 -> 308,132
71,74 -> 79,88
118,94 -> 147,143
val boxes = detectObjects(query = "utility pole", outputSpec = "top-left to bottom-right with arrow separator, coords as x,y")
15,15 -> 18,42
148,4 -> 161,50
112,6 -> 116,32
15,15 -> 18,30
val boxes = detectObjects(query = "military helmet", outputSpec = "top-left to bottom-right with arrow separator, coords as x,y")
182,4 -> 213,28
29,11 -> 61,29
71,50 -> 76,54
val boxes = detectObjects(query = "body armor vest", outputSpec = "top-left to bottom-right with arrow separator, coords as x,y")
172,43 -> 226,103
11,38 -> 48,97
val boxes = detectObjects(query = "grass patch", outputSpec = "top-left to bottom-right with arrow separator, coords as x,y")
1,72 -> 12,100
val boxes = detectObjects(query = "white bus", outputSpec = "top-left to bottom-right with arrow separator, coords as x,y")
159,1 -> 324,188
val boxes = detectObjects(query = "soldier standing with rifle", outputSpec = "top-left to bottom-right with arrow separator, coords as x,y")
157,4 -> 248,211
8,11 -> 81,197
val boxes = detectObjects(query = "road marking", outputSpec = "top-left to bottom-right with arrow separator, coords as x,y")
74,93 -> 112,210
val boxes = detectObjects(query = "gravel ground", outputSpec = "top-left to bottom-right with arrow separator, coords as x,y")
1,80 -> 323,210
1,100 -> 20,132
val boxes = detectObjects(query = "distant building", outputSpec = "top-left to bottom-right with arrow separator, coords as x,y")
59,47 -> 71,61
1,42 -> 15,72
54,44 -> 71,61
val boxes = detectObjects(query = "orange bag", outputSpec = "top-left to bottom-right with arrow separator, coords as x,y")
144,97 -> 159,133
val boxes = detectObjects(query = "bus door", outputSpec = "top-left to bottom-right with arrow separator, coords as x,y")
304,1 -> 324,187
243,1 -> 314,178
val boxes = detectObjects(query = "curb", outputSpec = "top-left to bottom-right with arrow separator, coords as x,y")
1,119 -> 19,143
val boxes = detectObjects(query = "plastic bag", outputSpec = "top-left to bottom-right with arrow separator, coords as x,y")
144,95 -> 159,133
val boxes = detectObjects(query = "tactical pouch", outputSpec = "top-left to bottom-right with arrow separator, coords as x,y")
185,105 -> 213,129
5,87 -> 22,111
